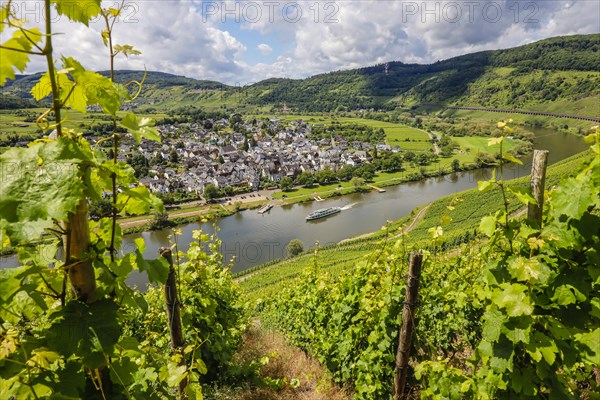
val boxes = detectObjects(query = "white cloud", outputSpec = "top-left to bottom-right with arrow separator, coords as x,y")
257,43 -> 273,55
9,1 -> 600,85
10,0 -> 247,82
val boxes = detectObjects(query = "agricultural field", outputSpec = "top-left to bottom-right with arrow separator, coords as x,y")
452,135 -> 521,154
0,109 -> 47,136
443,101 -> 598,133
0,108 -> 169,138
252,114 -> 432,148
335,117 -> 429,141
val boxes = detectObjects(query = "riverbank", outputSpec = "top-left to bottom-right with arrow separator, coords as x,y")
114,154 -> 480,233
116,157 -> 479,235
235,204 -> 430,283
40,130 -> 545,236
119,193 -> 276,233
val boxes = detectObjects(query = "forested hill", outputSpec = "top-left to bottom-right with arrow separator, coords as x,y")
2,34 -> 598,114
0,71 -> 229,108
239,33 -> 599,112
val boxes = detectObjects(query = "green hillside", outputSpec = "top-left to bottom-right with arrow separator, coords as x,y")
2,34 -> 598,114
236,34 -> 600,113
0,70 -> 231,109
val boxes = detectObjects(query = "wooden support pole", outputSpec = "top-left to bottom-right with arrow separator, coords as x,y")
160,247 -> 187,397
394,252 -> 423,400
64,199 -> 96,303
527,150 -> 549,227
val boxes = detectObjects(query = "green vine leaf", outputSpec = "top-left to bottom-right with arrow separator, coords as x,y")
47,299 -> 120,368
478,169 -> 496,192
134,238 -> 169,284
31,70 -> 88,113
502,153 -> 523,165
0,7 -> 8,34
525,332 -> 558,365
504,320 -> 531,345
62,56 -> 123,114
574,328 -> 600,365
109,355 -> 138,387
491,284 -> 534,317
27,348 -> 61,369
118,185 -> 163,215
0,139 -> 85,243
551,284 -> 585,306
114,44 -> 141,57
510,367 -> 536,395
479,215 -> 497,237
0,28 -> 43,85
549,174 -> 596,220
488,136 -> 504,146
489,336 -> 514,373
482,307 -> 504,342
120,113 -> 161,143
52,0 -> 101,25
507,187 -> 537,206
507,256 -> 550,285
159,363 -> 187,387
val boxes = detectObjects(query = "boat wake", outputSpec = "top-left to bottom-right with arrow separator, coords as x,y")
340,202 -> 358,211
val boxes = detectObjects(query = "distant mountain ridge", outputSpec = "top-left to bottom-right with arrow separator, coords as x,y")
1,34 -> 598,115
236,33 -> 599,112
0,70 -> 228,105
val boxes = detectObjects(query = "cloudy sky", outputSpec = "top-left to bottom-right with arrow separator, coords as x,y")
9,0 -> 600,84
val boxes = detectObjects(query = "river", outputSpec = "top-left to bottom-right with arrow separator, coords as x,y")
0,127 -> 588,287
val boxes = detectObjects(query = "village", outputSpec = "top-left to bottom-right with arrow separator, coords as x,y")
107,117 -> 403,201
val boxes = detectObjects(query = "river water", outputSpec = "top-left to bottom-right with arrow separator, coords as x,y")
0,127 -> 588,287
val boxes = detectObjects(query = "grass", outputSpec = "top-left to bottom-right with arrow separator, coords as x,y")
0,108 -> 169,138
334,117 -> 429,141
0,109 -> 45,136
387,139 -> 431,152
205,323 -> 350,400
272,182 -> 356,201
452,136 -> 520,154
118,199 -> 265,230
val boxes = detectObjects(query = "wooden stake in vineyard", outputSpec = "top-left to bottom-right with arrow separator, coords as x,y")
64,201 -> 95,301
528,149 -> 549,227
393,252 -> 423,400
160,247 -> 188,397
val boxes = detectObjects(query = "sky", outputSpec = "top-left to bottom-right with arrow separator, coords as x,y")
5,0 -> 600,85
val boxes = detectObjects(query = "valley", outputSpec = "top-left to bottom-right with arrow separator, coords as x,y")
1,20 -> 598,399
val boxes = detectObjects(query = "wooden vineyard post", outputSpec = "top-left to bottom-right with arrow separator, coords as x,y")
528,150 -> 549,227
393,252 -> 423,400
63,200 -> 96,303
160,247 -> 187,397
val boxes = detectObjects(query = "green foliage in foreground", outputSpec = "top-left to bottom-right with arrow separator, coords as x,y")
128,232 -> 247,384
258,134 -> 599,399
0,2 -> 248,398
417,133 -> 600,399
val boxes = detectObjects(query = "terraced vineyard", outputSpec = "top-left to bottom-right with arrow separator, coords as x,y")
239,149 -> 594,302
254,138 -> 600,399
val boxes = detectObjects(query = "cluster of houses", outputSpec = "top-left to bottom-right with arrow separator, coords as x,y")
104,118 -> 399,197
